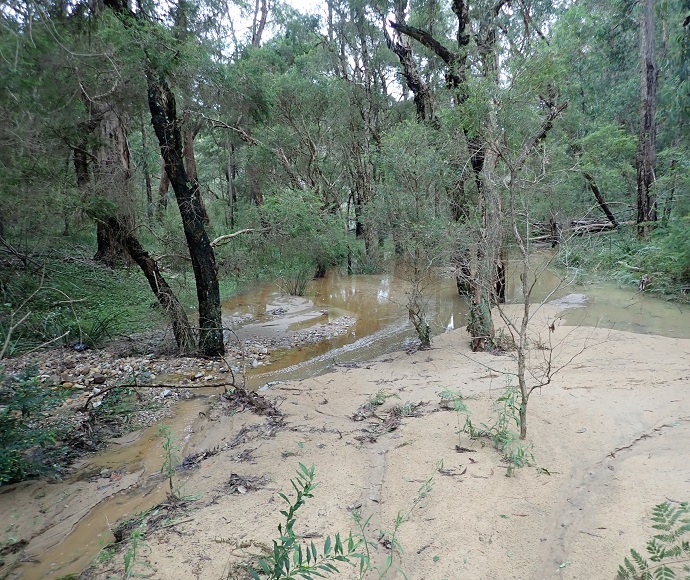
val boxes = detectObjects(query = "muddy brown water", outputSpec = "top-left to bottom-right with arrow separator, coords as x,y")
4,265 -> 690,579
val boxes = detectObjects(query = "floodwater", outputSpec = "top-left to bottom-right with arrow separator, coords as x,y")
5,262 -> 690,579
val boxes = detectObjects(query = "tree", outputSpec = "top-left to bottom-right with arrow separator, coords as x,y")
388,0 -> 556,351
146,70 -> 225,356
636,0 -> 658,238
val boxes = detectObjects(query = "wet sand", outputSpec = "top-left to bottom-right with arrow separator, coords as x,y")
81,303 -> 690,580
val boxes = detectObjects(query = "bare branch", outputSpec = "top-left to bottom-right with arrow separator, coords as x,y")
210,228 -> 265,248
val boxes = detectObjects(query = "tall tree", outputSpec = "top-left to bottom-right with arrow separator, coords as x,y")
636,0 -> 658,238
146,70 -> 225,356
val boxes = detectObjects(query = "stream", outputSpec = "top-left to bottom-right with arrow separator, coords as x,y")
4,263 -> 690,579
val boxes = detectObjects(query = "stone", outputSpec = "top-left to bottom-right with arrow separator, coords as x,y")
92,373 -> 106,384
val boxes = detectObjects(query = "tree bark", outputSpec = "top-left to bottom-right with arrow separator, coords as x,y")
636,0 -> 658,238
157,157 -> 169,221
383,2 -> 437,124
226,135 -> 237,229
146,71 -> 225,356
141,114 -> 153,222
251,0 -> 268,48
90,103 -> 134,267
583,171 -> 619,229
182,113 -> 210,224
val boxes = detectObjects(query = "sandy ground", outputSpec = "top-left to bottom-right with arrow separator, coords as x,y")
77,304 -> 690,580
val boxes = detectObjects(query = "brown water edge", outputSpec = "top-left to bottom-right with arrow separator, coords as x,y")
6,398 -> 207,580
222,268 -> 469,383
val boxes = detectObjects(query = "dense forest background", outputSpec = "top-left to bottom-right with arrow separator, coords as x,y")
1,0 -> 690,357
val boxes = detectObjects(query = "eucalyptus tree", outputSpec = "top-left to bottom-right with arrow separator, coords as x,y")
635,0 -> 658,238
384,0 -> 559,351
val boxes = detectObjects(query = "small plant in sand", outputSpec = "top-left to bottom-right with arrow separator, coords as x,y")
123,523 -> 149,579
247,464 -> 363,580
158,424 -> 180,499
457,386 -> 536,476
351,471 -> 435,579
437,386 -> 470,448
617,500 -> 690,580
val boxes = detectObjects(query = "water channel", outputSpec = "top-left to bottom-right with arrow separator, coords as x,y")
5,262 -> 690,579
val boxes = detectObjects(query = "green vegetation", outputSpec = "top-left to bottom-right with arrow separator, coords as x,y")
618,501 -> 690,579
247,464 -> 363,580
0,367 -> 71,484
446,386 -> 536,476
158,424 -> 181,499
558,223 -> 690,299
0,258 -> 165,356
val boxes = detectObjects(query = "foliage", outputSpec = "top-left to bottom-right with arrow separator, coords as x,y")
158,424 -> 180,499
617,501 -> 690,580
556,220 -> 690,296
0,258 -> 166,356
247,464 -> 363,580
461,387 -> 536,475
0,367 -> 70,484
260,188 -> 348,281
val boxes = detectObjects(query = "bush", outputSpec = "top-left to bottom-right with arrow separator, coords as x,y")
0,367 -> 70,484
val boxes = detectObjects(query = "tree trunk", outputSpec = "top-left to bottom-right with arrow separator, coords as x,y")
251,0 -> 268,48
182,112 -> 210,225
157,157 -> 169,221
91,104 -> 134,267
636,0 -> 658,239
147,71 -> 225,356
226,136 -> 237,229
583,171 -> 619,229
105,217 -> 195,352
383,1 -> 437,124
141,115 -> 154,222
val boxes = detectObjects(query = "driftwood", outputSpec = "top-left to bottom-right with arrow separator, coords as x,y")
80,381 -> 236,411
530,218 -> 633,243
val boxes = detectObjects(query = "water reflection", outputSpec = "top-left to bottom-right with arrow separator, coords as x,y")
223,261 -> 690,388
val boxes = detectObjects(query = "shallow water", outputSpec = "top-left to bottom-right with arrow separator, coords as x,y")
6,263 -> 690,579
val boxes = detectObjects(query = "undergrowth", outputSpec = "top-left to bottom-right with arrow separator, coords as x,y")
557,222 -> 690,299
0,367 -> 71,484
0,258 -> 167,355
247,464 -> 363,579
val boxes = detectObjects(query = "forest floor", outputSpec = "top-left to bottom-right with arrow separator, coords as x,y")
3,304 -> 690,579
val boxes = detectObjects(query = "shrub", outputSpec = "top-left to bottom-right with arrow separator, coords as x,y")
0,367 -> 70,484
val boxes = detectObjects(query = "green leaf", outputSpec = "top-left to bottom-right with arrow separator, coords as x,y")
653,565 -> 677,580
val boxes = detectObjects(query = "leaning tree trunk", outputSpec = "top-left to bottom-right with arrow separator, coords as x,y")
105,217 -> 195,352
146,71 -> 225,356
636,0 -> 658,239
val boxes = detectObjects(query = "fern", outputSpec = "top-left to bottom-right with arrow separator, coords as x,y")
617,501 -> 690,580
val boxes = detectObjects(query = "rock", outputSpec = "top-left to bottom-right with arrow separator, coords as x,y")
160,389 -> 172,398
63,382 -> 74,388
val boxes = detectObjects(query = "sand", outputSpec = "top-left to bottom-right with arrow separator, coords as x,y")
84,304 -> 690,580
